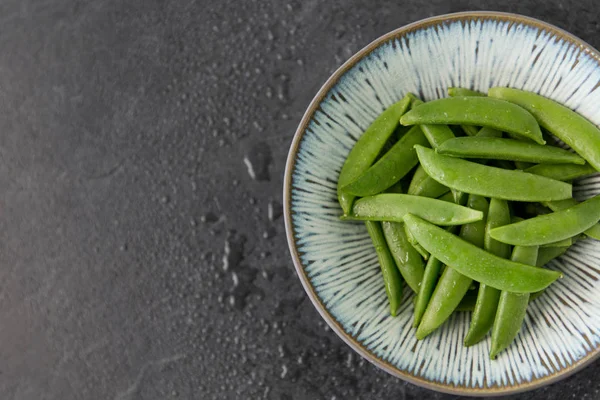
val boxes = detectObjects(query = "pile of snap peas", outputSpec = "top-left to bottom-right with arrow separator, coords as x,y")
336,87 -> 600,359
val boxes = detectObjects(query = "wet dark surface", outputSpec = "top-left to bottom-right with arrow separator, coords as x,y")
2,1 -> 600,399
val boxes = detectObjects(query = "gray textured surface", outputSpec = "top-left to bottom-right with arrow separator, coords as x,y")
2,1 -> 600,399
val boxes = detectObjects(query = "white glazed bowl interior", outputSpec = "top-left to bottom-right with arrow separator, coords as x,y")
284,12 -> 600,395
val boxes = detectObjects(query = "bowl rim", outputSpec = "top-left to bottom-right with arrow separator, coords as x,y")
283,10 -> 600,396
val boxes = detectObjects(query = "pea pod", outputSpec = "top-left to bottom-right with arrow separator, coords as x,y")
400,97 -> 545,144
407,165 -> 450,198
337,95 -> 411,214
488,87 -> 600,171
461,125 -> 480,137
490,195 -> 600,246
413,257 -> 443,327
476,127 -> 503,138
490,245 -> 539,359
456,290 -> 479,311
524,163 -> 597,181
346,194 -> 484,226
403,214 -> 562,293
403,223 -> 430,260
514,161 -> 535,170
541,238 -> 572,248
448,87 -> 485,97
415,145 -> 572,201
536,246 -> 569,267
543,198 -> 600,240
342,126 -> 430,196
411,98 -> 456,148
365,221 -> 403,316
437,137 -> 585,165
416,195 -> 489,339
464,198 -> 511,346
382,221 -> 424,293
437,191 -> 455,202
385,181 -> 405,194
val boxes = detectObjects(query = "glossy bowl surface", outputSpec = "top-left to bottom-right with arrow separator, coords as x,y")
284,11 -> 600,395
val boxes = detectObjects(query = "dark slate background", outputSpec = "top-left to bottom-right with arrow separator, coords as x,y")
2,1 -> 600,399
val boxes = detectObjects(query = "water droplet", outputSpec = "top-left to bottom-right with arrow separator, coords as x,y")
200,212 -> 218,224
268,200 -> 282,222
278,344 -> 286,358
280,364 -> 288,379
120,243 -> 128,252
243,142 -> 272,181
263,227 -> 276,239
222,231 -> 246,272
161,195 -> 170,204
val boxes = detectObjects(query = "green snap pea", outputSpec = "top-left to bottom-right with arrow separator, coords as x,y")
490,195 -> 600,246
524,163 -> 597,181
342,126 -> 430,196
536,246 -> 569,267
403,214 -> 562,293
448,87 -> 485,97
514,161 -> 535,170
464,198 -> 511,346
522,203 -> 552,217
382,221 -> 425,292
365,221 -> 403,316
456,290 -> 479,311
493,159 -> 517,170
489,87 -> 600,171
346,194 -> 484,226
461,125 -> 480,137
403,223 -> 430,260
413,257 -> 443,327
437,137 -> 585,165
407,165 -> 450,198
400,97 -> 545,145
415,195 -> 489,339
541,238 -> 572,248
337,95 -> 411,214
437,191 -> 455,202
415,145 -> 572,201
385,180 -> 405,194
476,127 -> 503,138
543,198 -> 600,240
490,245 -> 539,359
411,98 -> 456,148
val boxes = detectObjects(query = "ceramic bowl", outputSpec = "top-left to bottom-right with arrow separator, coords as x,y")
283,11 -> 600,396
